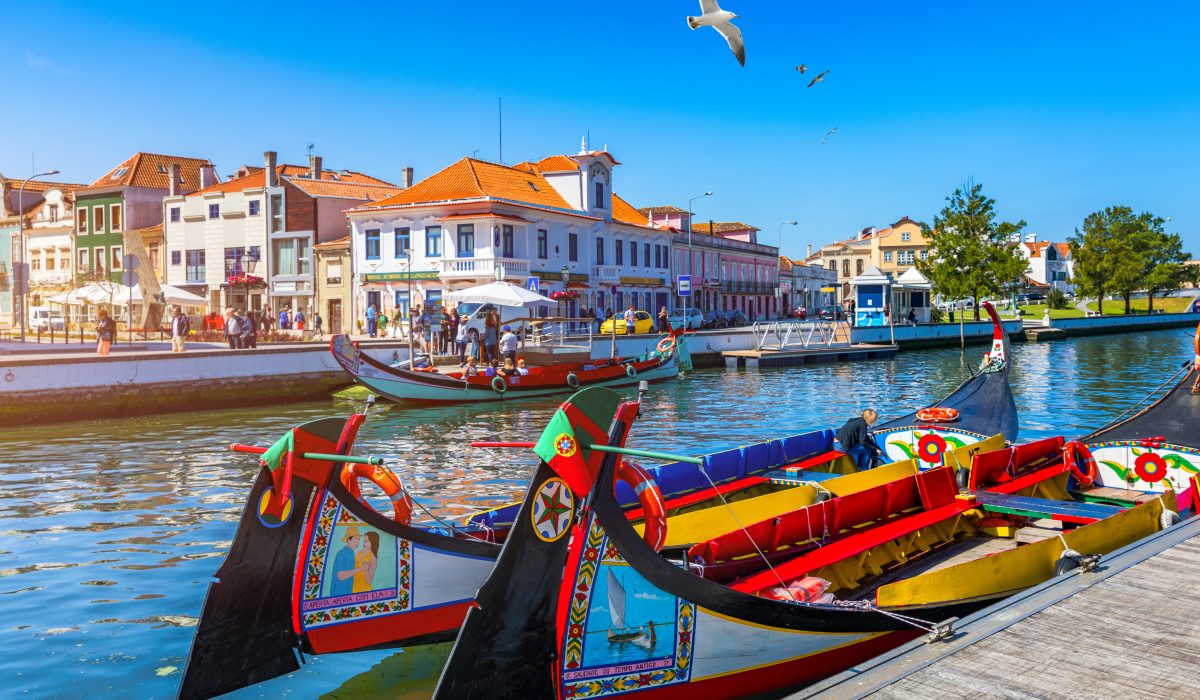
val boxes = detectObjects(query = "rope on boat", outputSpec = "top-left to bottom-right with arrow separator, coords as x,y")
694,463 -> 801,601
831,599 -> 939,634
411,494 -> 464,536
1091,361 -> 1191,433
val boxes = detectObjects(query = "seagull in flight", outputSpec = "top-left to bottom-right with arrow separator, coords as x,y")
807,70 -> 830,88
687,0 -> 744,67
796,64 -> 807,73
821,127 -> 838,145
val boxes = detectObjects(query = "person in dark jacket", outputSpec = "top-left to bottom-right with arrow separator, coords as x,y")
836,409 -> 880,471
240,310 -> 258,349
224,308 -> 242,349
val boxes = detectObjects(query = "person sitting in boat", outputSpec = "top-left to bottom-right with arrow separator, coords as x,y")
499,358 -> 519,378
464,357 -> 479,377
484,360 -> 498,378
1193,353 -> 1200,395
836,409 -> 882,471
499,326 -> 519,364
516,358 -> 529,376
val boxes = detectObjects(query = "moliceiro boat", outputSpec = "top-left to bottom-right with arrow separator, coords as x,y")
431,387 -> 1180,699
328,331 -> 682,404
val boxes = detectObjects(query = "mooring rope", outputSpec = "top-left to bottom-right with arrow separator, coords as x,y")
1095,362 -> 1190,430
832,599 -> 938,633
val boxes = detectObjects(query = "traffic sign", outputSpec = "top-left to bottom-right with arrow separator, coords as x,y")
122,254 -> 140,270
677,274 -> 692,297
526,276 -> 539,294
122,268 -> 139,288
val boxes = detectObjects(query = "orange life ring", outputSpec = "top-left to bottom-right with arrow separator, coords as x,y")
341,462 -> 414,525
1062,441 -> 1098,487
617,460 -> 666,552
412,366 -> 439,373
916,406 -> 960,423
1193,321 -> 1199,355
656,336 -> 676,355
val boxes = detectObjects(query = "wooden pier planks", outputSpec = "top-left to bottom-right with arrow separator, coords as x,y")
796,516 -> 1200,699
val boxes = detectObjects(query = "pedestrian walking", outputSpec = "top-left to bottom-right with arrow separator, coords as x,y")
366,304 -> 378,338
624,304 -> 636,335
440,309 -> 451,355
260,305 -> 274,333
377,311 -> 388,338
391,306 -> 404,339
241,310 -> 258,349
499,325 -> 519,363
419,307 -> 434,354
225,308 -> 243,349
95,309 -> 116,356
657,306 -> 669,333
313,310 -> 324,338
455,314 -> 469,364
279,307 -> 291,331
483,308 -> 499,362
170,306 -> 190,352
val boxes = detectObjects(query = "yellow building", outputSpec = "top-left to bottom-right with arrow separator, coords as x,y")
314,236 -> 352,335
809,217 -> 931,302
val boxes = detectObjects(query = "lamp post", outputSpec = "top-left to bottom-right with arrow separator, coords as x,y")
403,248 -> 414,364
16,169 -> 61,341
685,191 -> 712,317
242,253 -> 258,312
777,221 -> 797,318
560,264 -> 570,335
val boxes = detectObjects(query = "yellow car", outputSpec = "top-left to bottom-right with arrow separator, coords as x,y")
599,310 -> 655,334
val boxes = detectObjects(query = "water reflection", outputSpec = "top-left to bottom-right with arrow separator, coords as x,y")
0,329 -> 1192,698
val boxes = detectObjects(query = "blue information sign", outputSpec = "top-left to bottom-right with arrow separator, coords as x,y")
526,276 -> 539,294
677,275 -> 692,297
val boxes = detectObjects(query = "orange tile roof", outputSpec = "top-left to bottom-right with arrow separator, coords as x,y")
242,164 -> 395,186
314,235 -> 351,250
690,221 -> 761,235
2,178 -> 87,193
1054,242 -> 1071,258
611,194 -> 654,228
83,152 -> 214,192
364,158 -> 582,215
779,256 -> 795,272
638,205 -> 688,215
1023,241 -> 1051,257
435,212 -> 531,222
285,178 -> 402,201
188,170 -> 266,197
534,155 -> 580,172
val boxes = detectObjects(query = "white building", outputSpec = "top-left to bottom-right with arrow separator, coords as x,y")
1017,235 -> 1074,292
164,152 -> 401,313
346,142 -> 674,323
0,176 -> 86,325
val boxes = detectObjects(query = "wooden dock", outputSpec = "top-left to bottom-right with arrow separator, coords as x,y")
723,344 -> 898,369
795,515 -> 1200,699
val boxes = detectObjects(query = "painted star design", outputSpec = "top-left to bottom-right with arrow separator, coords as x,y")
536,487 -> 570,529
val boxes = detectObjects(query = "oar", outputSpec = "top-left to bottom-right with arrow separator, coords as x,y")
470,441 -> 703,465
229,443 -> 385,466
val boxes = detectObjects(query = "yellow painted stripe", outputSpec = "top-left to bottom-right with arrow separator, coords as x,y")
876,492 -> 1176,607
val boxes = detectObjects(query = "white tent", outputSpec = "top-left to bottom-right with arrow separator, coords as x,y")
109,283 -> 207,306
443,280 -> 554,306
47,282 -> 123,305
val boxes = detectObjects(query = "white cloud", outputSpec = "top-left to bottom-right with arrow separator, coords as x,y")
634,591 -> 663,601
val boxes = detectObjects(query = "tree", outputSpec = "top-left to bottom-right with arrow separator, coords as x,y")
1069,207 -> 1184,315
917,182 -> 1029,321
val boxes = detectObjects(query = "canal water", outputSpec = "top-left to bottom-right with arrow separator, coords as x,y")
0,328 -> 1194,699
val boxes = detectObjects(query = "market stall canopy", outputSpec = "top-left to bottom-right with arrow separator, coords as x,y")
443,280 -> 554,306
47,282 -> 123,305
894,267 -> 931,290
109,283 -> 207,306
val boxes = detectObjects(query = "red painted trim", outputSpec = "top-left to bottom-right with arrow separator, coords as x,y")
622,476 -> 770,520
987,462 -> 1068,495
306,601 -> 471,653
291,487 -> 327,636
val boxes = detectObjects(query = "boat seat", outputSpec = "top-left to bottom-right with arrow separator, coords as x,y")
782,431 -> 834,464
970,436 -> 1065,490
971,490 -> 1123,525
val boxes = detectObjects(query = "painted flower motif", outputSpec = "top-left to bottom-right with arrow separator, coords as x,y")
917,433 -> 948,464
1134,452 -> 1168,482
568,623 -> 583,638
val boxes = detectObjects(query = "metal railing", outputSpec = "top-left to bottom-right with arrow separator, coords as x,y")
750,320 -> 845,350
439,256 -> 531,278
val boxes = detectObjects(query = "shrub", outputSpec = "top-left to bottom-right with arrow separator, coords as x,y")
930,306 -> 945,323
1046,287 -> 1068,310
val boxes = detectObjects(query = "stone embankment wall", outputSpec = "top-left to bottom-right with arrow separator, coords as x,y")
1048,312 -> 1199,335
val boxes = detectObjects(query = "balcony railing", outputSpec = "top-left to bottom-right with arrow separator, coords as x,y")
440,256 -> 530,279
591,265 -> 622,282
719,281 -> 779,294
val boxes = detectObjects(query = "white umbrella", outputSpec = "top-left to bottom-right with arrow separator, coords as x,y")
109,283 -> 207,306
443,280 -> 554,306
48,282 -> 122,305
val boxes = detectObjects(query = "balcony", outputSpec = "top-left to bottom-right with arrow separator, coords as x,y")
439,256 -> 530,280
591,265 -> 622,282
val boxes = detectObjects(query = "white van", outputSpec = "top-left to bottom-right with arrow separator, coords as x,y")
29,308 -> 65,331
454,303 -> 530,341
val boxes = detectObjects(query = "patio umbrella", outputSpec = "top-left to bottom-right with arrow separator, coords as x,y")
443,280 -> 553,306
109,284 -> 207,306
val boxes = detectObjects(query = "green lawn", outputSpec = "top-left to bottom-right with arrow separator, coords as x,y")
1085,296 -> 1196,314
1016,303 -> 1085,319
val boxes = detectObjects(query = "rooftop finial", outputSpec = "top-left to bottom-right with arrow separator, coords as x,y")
579,135 -> 588,155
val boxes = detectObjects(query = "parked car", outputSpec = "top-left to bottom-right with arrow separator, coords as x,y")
667,307 -> 704,331
457,302 -> 531,341
816,305 -> 847,321
29,308 -> 65,331
599,310 -> 655,335
718,309 -> 747,327
701,310 -> 727,329
1016,293 -> 1046,304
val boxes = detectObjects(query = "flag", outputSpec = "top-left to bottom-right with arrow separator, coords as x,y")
260,429 -> 296,473
532,388 -> 622,496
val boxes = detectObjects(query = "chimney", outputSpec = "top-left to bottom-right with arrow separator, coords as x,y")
309,155 -> 323,180
265,151 -> 278,187
199,164 -> 216,189
168,164 -> 181,197
1025,233 -> 1036,243
807,244 -> 813,258
402,167 -> 414,189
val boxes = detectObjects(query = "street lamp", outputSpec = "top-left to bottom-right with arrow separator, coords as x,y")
403,247 -> 414,364
777,221 -> 798,318
16,169 -> 61,341
560,264 -> 570,334
685,191 -> 712,316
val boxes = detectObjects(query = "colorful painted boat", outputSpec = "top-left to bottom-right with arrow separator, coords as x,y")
873,301 -> 1018,463
328,332 -> 680,403
430,387 -> 1179,699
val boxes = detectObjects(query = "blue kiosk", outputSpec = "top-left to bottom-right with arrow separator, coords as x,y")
850,266 -> 892,327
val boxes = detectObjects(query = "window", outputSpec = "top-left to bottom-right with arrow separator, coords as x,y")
46,255 -> 55,270
79,248 -> 90,270
595,237 -> 605,265
78,208 -> 88,234
615,238 -> 624,265
630,240 -> 638,267
501,224 -> 514,258
60,253 -> 70,270
249,245 -> 261,263
365,229 -> 381,260
394,227 -> 411,258
93,206 -> 104,233
327,262 -> 343,286
595,182 -> 604,208
248,199 -> 261,216
884,251 -> 893,263
456,224 -> 474,258
298,238 -> 310,275
842,259 -> 850,277
394,290 -> 411,318
110,203 -> 122,231
31,257 -> 40,271
828,260 -> 836,272
568,232 -> 578,262
271,238 -> 309,275
856,259 -> 864,276
644,243 -> 650,268
654,245 -> 660,268
208,203 -> 220,219
224,247 -> 248,276
171,250 -> 181,266
93,247 -> 106,272
920,250 -> 929,261
186,249 -> 205,283
48,204 -> 59,222
426,226 -> 443,257
901,231 -> 911,242
270,194 -> 284,232
169,207 -> 181,223
537,229 -> 548,259
111,246 -> 123,270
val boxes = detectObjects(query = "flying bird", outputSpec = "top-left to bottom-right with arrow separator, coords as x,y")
687,0 -> 745,67
821,127 -> 838,145
807,70 -> 830,88
796,64 -> 807,73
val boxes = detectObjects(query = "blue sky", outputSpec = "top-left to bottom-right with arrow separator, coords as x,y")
6,1 -> 1199,258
